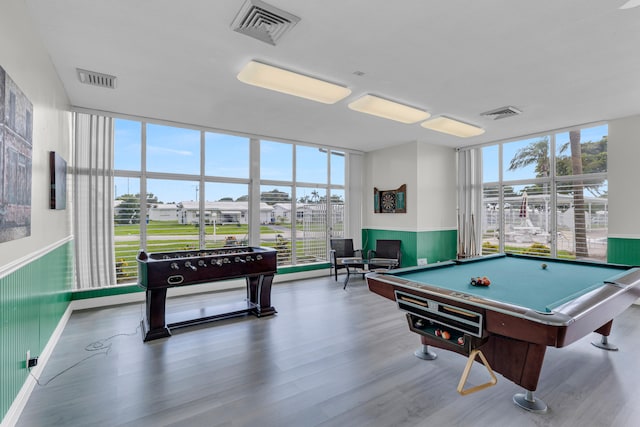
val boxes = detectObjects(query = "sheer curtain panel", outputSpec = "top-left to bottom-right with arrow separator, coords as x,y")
73,113 -> 115,289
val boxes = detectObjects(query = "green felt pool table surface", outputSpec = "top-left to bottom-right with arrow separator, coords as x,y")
390,254 -> 634,313
367,253 -> 640,404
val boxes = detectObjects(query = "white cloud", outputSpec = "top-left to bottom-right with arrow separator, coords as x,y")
147,145 -> 192,156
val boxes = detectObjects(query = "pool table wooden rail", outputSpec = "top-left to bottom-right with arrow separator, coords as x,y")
368,268 -> 640,346
368,275 -> 548,391
366,266 -> 640,394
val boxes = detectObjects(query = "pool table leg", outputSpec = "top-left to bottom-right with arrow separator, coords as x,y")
592,334 -> 619,351
591,320 -> 619,351
513,390 -> 548,413
414,338 -> 437,360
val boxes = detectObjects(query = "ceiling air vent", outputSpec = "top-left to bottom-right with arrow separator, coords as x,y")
480,106 -> 522,120
77,68 -> 117,89
231,0 -> 300,46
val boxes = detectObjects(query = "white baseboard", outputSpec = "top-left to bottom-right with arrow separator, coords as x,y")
1,267 -> 332,427
274,268 -> 331,283
1,305 -> 73,427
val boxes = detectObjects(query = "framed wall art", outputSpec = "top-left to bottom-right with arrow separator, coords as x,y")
49,151 -> 67,209
0,65 -> 33,243
374,184 -> 406,213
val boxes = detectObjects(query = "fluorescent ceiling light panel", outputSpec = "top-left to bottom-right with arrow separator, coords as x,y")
620,0 -> 640,9
420,116 -> 485,138
237,60 -> 351,104
348,95 -> 430,124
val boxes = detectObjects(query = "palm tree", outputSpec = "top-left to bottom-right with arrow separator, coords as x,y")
508,133 -> 591,258
508,137 -> 550,177
569,130 -> 588,257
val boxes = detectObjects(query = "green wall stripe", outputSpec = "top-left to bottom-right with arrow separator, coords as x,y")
362,229 -> 457,267
70,264 -> 331,300
1,242 -> 73,421
277,263 -> 330,275
416,230 -> 458,264
608,237 -> 640,265
72,284 -> 142,300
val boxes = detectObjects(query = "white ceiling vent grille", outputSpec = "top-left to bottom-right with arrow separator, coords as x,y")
77,68 -> 117,89
481,106 -> 522,120
231,0 -> 300,46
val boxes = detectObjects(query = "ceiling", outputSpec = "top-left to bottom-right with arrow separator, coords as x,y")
25,0 -> 640,152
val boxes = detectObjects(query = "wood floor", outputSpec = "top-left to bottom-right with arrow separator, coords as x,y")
17,275 -> 640,427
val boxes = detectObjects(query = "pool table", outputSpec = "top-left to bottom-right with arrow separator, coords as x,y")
366,253 -> 640,413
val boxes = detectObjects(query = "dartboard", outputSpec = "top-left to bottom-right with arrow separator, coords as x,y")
381,192 -> 396,211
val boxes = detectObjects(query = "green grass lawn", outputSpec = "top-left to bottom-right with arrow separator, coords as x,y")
113,220 -> 331,283
483,243 -> 576,259
293,223 -> 344,232
115,220 -> 277,236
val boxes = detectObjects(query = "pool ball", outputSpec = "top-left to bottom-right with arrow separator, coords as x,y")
471,276 -> 490,286
541,263 -> 548,270
441,331 -> 451,340
457,337 -> 465,345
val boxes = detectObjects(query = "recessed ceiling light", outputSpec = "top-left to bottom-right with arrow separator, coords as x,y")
237,60 -> 351,104
348,95 -> 430,124
421,116 -> 485,138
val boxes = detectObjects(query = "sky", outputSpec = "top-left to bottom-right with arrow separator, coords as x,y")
482,123 -> 608,183
114,119 -> 607,204
113,119 -> 345,204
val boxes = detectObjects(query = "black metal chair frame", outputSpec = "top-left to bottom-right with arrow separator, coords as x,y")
367,239 -> 402,269
329,238 -> 363,281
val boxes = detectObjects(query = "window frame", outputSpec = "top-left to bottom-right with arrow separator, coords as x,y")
475,122 -> 608,261
109,117 -> 349,286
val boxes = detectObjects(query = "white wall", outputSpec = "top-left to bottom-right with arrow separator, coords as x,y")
345,152 -> 364,248
363,142 -> 418,231
608,115 -> 640,238
416,142 -> 457,231
0,0 -> 72,267
363,141 -> 457,232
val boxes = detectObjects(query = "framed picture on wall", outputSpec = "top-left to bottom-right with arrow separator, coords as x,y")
374,184 -> 406,213
0,65 -> 34,242
49,151 -> 67,209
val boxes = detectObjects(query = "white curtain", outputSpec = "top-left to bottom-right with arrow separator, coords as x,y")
457,148 -> 482,258
73,113 -> 115,289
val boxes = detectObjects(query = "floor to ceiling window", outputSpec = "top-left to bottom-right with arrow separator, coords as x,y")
257,140 -> 345,267
479,123 -> 608,261
109,117 -> 347,286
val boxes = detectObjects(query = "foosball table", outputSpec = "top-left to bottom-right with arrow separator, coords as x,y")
137,246 -> 277,341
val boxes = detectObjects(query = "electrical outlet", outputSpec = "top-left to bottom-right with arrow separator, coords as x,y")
25,350 -> 38,369
28,357 -> 38,368
418,258 -> 428,266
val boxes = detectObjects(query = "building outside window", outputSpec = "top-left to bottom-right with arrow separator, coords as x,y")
111,119 -> 347,285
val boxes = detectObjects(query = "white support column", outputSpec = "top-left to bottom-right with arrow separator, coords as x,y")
199,130 -> 206,248
249,138 -> 261,246
346,152 -> 363,248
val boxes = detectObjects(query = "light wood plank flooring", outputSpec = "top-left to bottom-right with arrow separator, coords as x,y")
17,275 -> 640,427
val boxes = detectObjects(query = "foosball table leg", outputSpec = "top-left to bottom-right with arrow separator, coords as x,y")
142,288 -> 171,341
